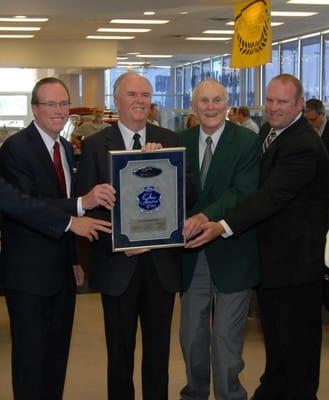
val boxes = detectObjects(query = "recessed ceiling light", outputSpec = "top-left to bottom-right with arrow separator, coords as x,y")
144,11 -> 155,16
86,35 -> 135,40
185,37 -> 231,41
288,0 -> 329,4
226,21 -> 284,27
271,11 -> 318,16
136,54 -> 173,58
0,27 -> 41,31
0,17 -> 48,22
180,12 -> 189,15
203,30 -> 234,34
110,19 -> 169,24
97,28 -> 150,33
0,34 -> 34,38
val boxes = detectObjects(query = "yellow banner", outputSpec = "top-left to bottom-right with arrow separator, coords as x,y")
231,0 -> 272,68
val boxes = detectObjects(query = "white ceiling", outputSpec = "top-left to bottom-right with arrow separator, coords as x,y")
1,0 -> 329,67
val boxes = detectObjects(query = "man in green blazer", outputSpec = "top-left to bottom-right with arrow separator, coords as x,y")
179,80 -> 260,400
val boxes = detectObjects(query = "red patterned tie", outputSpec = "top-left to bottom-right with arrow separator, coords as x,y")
53,141 -> 67,197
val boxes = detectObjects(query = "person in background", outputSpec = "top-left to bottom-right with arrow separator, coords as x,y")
75,106 -> 110,139
227,106 -> 239,124
179,79 -> 260,400
237,106 -> 259,133
305,98 -> 329,152
185,74 -> 329,400
76,71 -> 196,400
0,77 -> 115,400
186,113 -> 199,128
147,102 -> 160,126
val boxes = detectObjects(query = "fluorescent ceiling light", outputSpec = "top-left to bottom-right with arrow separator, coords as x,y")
280,37 -> 298,43
97,28 -> 150,33
144,11 -> 155,16
203,30 -> 234,34
110,19 -> 169,24
0,34 -> 34,38
127,52 -> 140,55
0,26 -> 41,31
185,37 -> 231,41
271,11 -> 317,17
226,21 -> 284,27
0,17 -> 48,22
117,57 -> 128,60
288,0 -> 329,4
117,61 -> 146,65
300,32 -> 320,39
86,35 -> 135,40
180,12 -> 189,15
136,54 -> 172,58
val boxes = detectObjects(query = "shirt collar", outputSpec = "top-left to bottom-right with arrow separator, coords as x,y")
199,121 -> 226,149
273,112 -> 302,136
33,121 -> 60,153
118,120 -> 146,149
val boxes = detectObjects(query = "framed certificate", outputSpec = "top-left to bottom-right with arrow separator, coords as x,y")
109,148 -> 186,252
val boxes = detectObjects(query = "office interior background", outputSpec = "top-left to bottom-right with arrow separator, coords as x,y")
1,0 -> 329,136
1,1 -> 329,399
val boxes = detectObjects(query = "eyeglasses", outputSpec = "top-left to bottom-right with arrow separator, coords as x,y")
36,101 -> 71,109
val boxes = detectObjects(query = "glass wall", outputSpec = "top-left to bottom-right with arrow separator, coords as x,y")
323,34 -> 329,103
191,62 -> 201,89
175,66 -> 183,109
201,60 -> 211,81
183,64 -> 192,109
301,35 -> 321,100
281,41 -> 298,75
212,57 -> 222,82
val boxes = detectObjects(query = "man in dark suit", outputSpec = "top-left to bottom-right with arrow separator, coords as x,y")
185,74 -> 329,400
0,77 -> 115,400
305,98 -> 329,153
76,71 -> 195,400
179,80 -> 260,400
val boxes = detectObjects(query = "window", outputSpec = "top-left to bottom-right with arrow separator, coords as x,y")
263,46 -> 279,103
222,56 -> 240,106
301,36 -> 321,100
175,66 -> 183,108
201,60 -> 211,81
323,34 -> 329,103
281,41 -> 298,76
183,65 -> 192,109
212,57 -> 222,82
191,62 -> 201,89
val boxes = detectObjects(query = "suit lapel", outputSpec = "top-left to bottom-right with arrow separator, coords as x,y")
104,123 -> 126,151
27,123 -> 61,190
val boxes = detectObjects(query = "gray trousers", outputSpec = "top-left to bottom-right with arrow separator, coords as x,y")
180,251 -> 251,400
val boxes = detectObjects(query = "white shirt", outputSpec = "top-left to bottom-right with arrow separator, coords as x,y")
34,122 -> 84,229
198,122 -> 225,168
118,120 -> 146,150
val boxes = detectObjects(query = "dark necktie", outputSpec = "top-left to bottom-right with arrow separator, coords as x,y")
53,141 -> 67,197
200,136 -> 213,188
262,129 -> 277,154
132,133 -> 142,150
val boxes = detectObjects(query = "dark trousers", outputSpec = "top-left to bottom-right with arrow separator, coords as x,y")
101,253 -> 175,400
5,282 -> 76,400
253,281 -> 322,400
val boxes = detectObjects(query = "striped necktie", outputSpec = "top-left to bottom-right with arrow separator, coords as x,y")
200,136 -> 213,188
262,129 -> 277,154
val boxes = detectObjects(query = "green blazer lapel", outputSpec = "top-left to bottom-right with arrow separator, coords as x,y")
202,123 -> 234,193
184,127 -> 202,191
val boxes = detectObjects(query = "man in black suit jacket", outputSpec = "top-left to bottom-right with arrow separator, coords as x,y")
305,98 -> 329,153
0,77 -> 115,400
77,72 -> 195,400
185,74 -> 329,400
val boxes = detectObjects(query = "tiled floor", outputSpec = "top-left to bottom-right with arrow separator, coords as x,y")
0,293 -> 328,399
